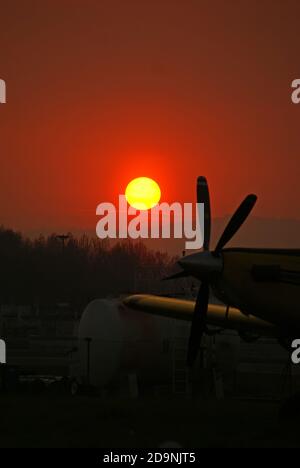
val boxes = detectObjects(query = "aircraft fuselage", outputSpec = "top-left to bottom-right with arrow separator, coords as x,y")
214,248 -> 300,335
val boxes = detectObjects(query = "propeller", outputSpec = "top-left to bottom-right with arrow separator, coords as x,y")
197,176 -> 211,251
166,176 -> 257,366
214,194 -> 257,254
187,280 -> 209,366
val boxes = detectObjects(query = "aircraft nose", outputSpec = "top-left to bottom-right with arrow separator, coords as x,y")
178,251 -> 223,280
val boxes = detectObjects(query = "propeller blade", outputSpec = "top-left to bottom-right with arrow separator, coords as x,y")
214,194 -> 257,254
162,270 -> 189,281
187,281 -> 209,367
197,176 -> 211,251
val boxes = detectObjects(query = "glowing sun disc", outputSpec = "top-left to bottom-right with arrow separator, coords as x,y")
125,177 -> 161,210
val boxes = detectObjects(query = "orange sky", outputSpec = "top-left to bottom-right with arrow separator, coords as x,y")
0,0 -> 300,234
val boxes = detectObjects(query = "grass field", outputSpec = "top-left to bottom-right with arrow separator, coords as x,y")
0,394 -> 299,448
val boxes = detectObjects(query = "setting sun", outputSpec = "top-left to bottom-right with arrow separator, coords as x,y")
125,177 -> 161,210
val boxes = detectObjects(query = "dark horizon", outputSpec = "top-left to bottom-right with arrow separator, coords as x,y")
4,215 -> 299,256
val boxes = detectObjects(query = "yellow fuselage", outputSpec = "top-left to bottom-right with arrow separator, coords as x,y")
217,248 -> 300,334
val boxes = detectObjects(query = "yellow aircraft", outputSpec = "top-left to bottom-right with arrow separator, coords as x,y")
124,177 -> 300,366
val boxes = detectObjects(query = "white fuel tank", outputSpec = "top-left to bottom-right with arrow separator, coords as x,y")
77,299 -> 177,387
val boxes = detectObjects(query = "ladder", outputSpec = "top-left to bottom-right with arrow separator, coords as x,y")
172,321 -> 190,395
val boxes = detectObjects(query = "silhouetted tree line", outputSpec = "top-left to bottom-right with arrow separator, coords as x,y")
0,227 -> 174,308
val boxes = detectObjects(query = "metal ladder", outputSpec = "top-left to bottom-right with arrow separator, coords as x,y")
172,321 -> 190,395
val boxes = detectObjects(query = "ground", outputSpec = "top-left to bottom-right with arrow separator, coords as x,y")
0,394 -> 299,448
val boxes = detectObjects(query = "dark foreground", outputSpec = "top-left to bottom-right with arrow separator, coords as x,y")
0,394 -> 299,448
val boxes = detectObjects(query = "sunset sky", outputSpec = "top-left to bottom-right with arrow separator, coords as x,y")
0,0 -> 300,234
